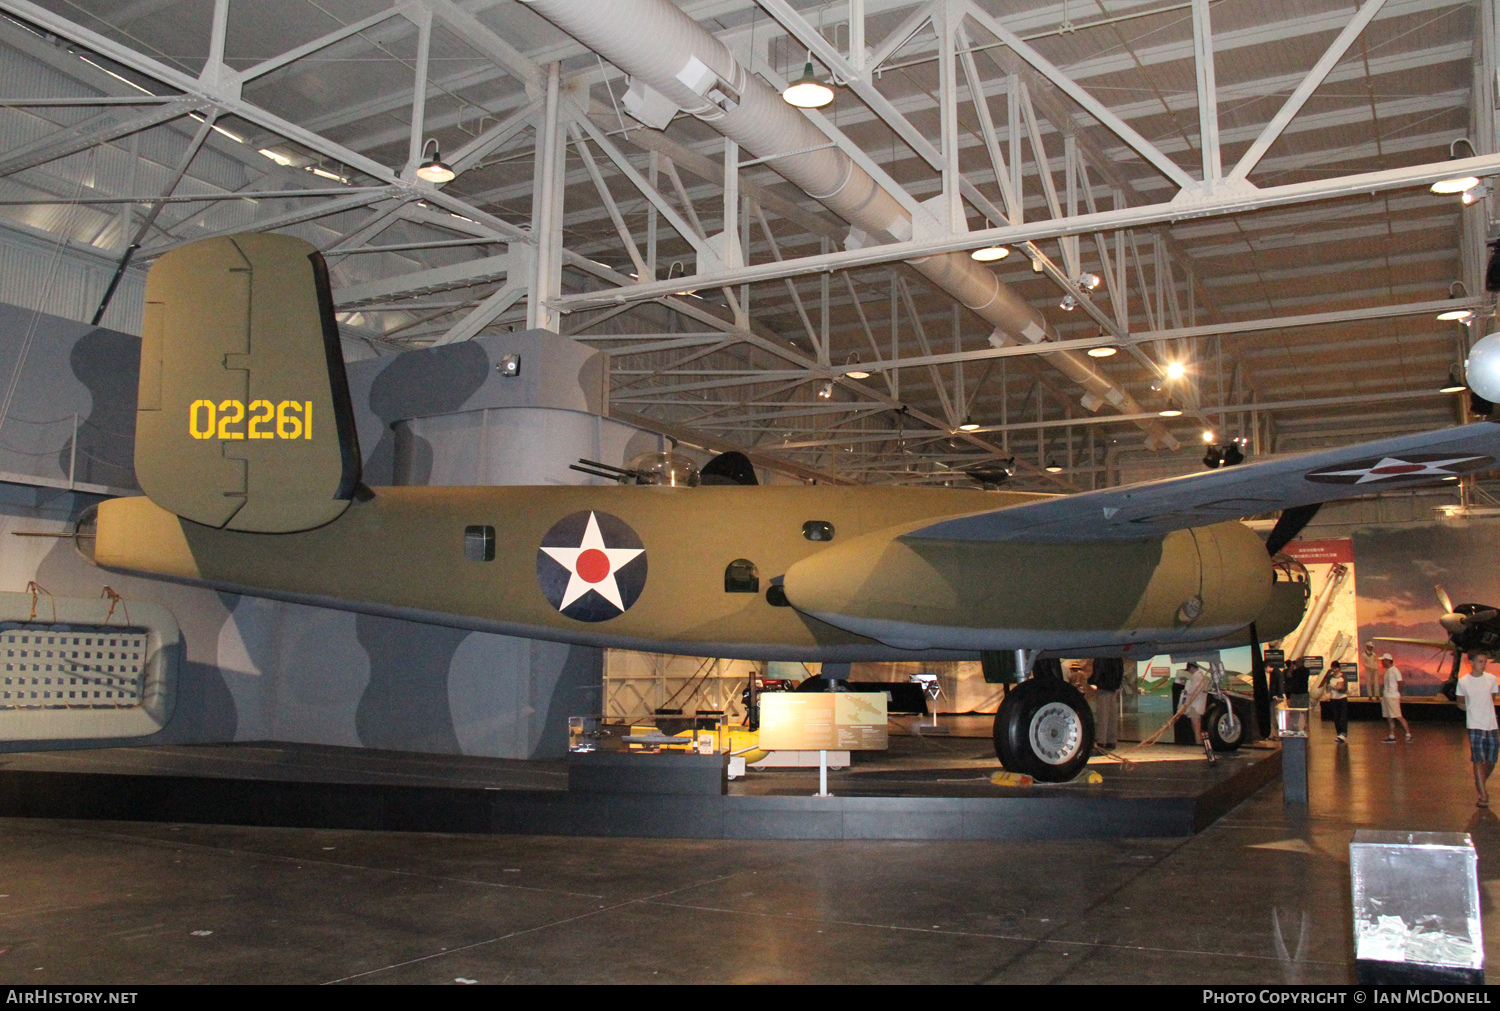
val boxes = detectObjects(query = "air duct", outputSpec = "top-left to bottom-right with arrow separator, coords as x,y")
521,0 -> 1177,451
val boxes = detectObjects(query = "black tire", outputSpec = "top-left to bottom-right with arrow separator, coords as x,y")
1204,699 -> 1244,752
994,677 -> 1095,782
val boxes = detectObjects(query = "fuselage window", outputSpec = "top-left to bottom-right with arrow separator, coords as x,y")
802,520 -> 835,542
464,525 -> 496,562
725,559 -> 759,593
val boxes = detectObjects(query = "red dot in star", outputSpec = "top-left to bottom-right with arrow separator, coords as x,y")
1369,464 -> 1427,475
576,548 -> 611,583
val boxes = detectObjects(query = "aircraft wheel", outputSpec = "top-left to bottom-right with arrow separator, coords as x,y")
1204,700 -> 1244,752
994,678 -> 1095,782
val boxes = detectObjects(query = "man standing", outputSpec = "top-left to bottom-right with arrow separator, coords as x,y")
1454,653 -> 1499,807
1378,652 -> 1412,743
1089,657 -> 1124,751
1326,661 -> 1349,743
1181,661 -> 1216,764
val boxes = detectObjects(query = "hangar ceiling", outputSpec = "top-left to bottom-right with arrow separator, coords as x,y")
0,0 -> 1496,490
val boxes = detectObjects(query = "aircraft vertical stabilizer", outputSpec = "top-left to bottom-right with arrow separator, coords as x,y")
134,233 -> 360,532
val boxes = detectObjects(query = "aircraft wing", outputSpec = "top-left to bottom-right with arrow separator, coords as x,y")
1368,636 -> 1457,651
909,422 -> 1500,543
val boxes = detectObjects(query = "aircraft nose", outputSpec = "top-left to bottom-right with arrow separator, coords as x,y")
1441,613 -> 1467,633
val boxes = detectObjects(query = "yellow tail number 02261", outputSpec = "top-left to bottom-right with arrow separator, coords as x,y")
189,400 -> 311,440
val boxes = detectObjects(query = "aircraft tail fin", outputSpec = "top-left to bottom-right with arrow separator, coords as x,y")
134,233 -> 361,532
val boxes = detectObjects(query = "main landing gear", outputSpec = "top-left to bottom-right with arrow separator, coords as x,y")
994,676 -> 1095,783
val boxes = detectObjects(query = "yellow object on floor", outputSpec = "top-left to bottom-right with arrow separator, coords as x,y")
990,770 -> 1034,787
1081,770 -> 1105,784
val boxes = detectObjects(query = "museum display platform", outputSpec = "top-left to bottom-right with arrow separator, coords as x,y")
0,727 -> 1282,841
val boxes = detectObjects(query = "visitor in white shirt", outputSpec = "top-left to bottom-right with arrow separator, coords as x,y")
1454,652 -> 1500,808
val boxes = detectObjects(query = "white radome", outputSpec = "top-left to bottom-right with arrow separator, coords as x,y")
1467,332 -> 1500,402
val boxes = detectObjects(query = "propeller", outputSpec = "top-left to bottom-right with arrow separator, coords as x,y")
1434,585 -> 1498,632
1265,503 -> 1322,556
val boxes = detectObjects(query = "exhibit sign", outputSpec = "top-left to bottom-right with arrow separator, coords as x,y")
758,692 -> 888,751
1281,539 -> 1363,694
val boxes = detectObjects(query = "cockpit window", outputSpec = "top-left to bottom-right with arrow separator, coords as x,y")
725,559 -> 759,593
464,525 -> 495,562
802,520 -> 835,542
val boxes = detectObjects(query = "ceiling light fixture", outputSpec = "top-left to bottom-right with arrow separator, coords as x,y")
1086,346 -> 1117,358
1202,430 -> 1216,443
1077,272 -> 1101,291
817,381 -> 833,399
1166,361 -> 1186,380
416,138 -> 455,183
844,352 -> 870,380
1432,138 -> 1482,194
1044,458 -> 1063,473
1441,363 -> 1468,394
1059,295 -> 1078,311
971,244 -> 1010,262
958,417 -> 981,432
783,56 -> 834,108
1159,408 -> 1183,417
1438,281 -> 1475,322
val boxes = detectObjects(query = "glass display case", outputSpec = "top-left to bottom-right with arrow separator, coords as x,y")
1351,830 -> 1483,984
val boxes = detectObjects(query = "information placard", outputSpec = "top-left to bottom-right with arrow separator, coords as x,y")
758,692 -> 888,751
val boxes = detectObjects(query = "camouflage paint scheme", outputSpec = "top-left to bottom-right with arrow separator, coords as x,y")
86,233 -> 1302,664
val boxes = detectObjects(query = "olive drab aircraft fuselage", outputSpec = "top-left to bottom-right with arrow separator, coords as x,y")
83,233 -> 1319,666
79,233 -> 1500,778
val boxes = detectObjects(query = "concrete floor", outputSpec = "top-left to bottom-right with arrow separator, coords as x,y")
0,716 -> 1496,984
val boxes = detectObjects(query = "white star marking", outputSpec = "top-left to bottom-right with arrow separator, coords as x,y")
539,512 -> 644,612
1314,454 -> 1487,484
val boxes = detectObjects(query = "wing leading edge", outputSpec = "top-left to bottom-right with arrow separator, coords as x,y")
908,422 -> 1500,544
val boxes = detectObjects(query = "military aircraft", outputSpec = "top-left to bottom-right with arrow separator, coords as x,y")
1371,586 -> 1500,691
75,233 -> 1500,780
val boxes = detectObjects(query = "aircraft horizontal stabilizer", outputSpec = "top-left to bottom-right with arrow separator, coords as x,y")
134,233 -> 361,533
906,423 -> 1500,544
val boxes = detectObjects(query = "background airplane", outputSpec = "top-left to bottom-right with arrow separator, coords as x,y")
1371,585 -> 1500,695
78,233 -> 1500,781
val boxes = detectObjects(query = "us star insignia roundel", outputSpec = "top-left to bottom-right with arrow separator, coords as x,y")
1304,453 -> 1495,485
536,511 -> 647,622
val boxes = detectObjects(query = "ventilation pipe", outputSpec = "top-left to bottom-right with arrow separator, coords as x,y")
521,0 -> 1177,451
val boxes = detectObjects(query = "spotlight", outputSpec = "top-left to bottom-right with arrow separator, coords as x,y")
1159,408 -> 1182,417
817,381 -> 833,399
1087,346 -> 1117,358
1078,272 -> 1101,291
1166,361 -> 1186,380
783,58 -> 833,108
971,244 -> 1010,262
415,139 -> 455,183
1149,379 -> 1164,392
1059,295 -> 1078,311
1044,458 -> 1063,473
1222,441 -> 1245,466
1463,184 -> 1491,206
958,417 -> 981,432
1203,446 -> 1223,469
1202,430 -> 1216,443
